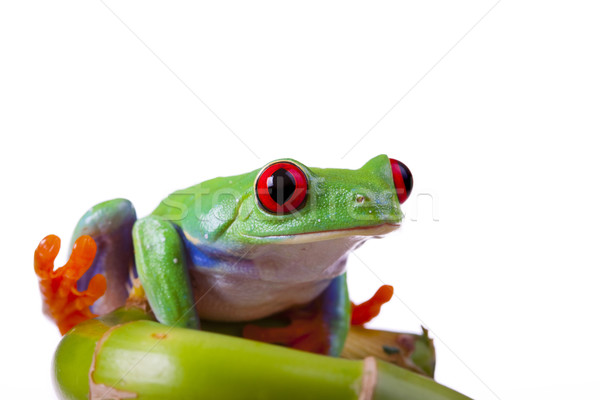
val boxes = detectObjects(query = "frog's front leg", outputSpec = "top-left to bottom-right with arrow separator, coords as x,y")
132,216 -> 200,329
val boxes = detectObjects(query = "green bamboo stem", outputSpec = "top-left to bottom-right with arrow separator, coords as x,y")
53,307 -> 471,400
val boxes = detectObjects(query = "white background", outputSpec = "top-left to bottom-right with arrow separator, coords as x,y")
1,1 -> 599,399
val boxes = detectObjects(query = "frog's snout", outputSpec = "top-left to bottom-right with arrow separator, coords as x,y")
389,158 -> 413,204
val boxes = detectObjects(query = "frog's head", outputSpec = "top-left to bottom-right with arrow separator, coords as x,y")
233,154 -> 412,242
176,154 -> 412,283
222,154 -> 413,282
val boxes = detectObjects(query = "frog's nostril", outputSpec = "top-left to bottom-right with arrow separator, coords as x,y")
389,159 -> 413,204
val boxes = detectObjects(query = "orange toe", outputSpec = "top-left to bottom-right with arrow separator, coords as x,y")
351,285 -> 394,325
34,235 -> 106,335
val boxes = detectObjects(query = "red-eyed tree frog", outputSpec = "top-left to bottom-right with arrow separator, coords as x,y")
35,155 -> 413,357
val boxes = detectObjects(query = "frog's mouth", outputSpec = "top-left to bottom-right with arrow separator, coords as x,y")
246,222 -> 401,244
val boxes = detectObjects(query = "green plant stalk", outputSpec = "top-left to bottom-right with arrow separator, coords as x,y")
53,308 -> 472,400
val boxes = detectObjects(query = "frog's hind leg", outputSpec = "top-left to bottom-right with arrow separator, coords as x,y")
71,198 -> 137,314
243,273 -> 351,356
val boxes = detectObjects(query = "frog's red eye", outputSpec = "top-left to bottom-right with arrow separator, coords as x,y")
390,158 -> 413,204
256,162 -> 308,214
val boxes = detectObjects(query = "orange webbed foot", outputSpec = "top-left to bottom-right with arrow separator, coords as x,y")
351,285 -> 394,325
243,307 -> 330,354
34,235 -> 107,335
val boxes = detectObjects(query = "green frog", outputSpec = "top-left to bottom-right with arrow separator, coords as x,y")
35,155 -> 413,356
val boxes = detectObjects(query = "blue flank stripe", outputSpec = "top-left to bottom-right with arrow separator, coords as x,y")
182,236 -> 221,268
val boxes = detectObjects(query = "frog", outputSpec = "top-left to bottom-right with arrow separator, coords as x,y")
34,154 -> 413,356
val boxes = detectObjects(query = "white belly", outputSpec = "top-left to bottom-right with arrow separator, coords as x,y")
190,268 -> 333,321
187,232 -> 386,321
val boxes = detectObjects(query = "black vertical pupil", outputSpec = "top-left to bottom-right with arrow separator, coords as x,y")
397,161 -> 413,198
267,168 -> 296,205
